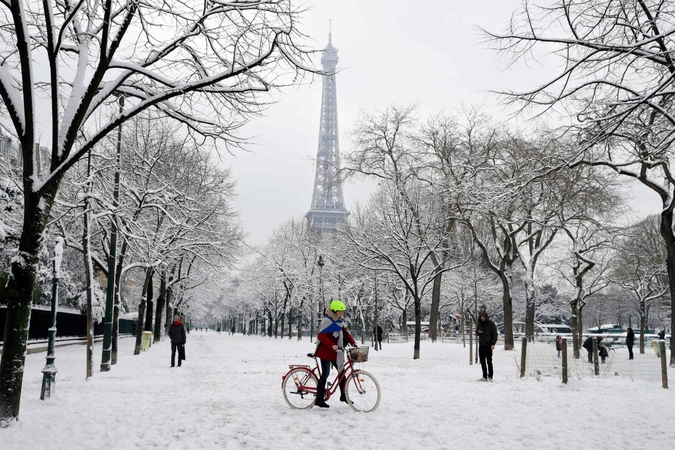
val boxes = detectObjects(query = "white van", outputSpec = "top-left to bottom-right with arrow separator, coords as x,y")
507,322 -> 572,340
586,324 -> 623,334
537,323 -> 573,336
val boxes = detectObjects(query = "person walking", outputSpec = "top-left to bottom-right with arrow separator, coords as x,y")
626,327 -> 635,360
314,300 -> 357,408
475,311 -> 498,382
169,314 -> 187,367
374,324 -> 383,351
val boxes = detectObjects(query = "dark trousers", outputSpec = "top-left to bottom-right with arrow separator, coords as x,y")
375,340 -> 382,351
316,358 -> 346,403
171,343 -> 185,366
478,344 -> 494,379
628,345 -> 634,360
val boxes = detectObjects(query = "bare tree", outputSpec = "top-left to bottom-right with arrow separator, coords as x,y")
612,215 -> 669,353
556,220 -> 613,358
0,0 -> 313,421
341,184 -> 465,359
489,0 -> 675,365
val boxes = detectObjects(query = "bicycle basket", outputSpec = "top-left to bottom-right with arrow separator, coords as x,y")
348,346 -> 369,363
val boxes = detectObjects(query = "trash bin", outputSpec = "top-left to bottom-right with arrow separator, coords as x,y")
141,331 -> 152,351
651,340 -> 660,357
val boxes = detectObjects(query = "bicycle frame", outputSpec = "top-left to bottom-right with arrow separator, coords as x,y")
281,353 -> 360,401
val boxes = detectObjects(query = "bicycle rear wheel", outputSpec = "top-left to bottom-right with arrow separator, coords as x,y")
345,370 -> 381,412
282,367 -> 318,409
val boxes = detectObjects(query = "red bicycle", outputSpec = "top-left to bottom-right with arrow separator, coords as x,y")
281,346 -> 381,412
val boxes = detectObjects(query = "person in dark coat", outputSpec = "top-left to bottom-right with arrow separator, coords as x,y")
626,327 -> 635,360
555,335 -> 562,358
658,329 -> 666,340
583,336 -> 606,362
598,337 -> 608,363
475,311 -> 498,382
168,314 -> 187,367
374,324 -> 383,351
314,300 -> 357,408
582,336 -> 594,362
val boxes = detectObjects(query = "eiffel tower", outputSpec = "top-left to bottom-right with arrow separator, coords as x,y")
305,27 -> 349,233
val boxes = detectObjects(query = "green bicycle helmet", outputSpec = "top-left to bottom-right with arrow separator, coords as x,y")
329,300 -> 346,312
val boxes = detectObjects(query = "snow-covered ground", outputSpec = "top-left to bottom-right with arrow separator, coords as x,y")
3,332 -> 675,449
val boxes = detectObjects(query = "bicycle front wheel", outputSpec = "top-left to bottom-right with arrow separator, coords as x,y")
345,370 -> 381,412
282,367 -> 318,410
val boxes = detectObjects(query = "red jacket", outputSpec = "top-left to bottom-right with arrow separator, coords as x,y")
315,310 -> 356,361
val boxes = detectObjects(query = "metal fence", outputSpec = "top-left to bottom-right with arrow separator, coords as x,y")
0,306 -> 136,344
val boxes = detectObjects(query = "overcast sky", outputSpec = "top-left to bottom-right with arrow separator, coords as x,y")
222,0 -> 662,247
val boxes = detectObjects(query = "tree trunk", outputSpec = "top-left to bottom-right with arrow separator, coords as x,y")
0,175 -> 57,420
571,300 -> 580,359
280,292 -> 288,340
287,306 -> 293,339
134,268 -> 153,355
144,271 -> 154,332
659,210 -> 675,366
154,270 -> 166,342
111,241 -> 128,366
165,286 -> 173,335
524,265 -> 536,343
413,292 -> 422,360
296,297 -> 305,341
499,271 -> 515,350
429,271 -> 442,342
640,303 -> 646,354
83,150 -> 95,379
0,262 -> 36,421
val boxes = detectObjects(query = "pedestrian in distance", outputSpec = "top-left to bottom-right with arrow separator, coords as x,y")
231,325 -> 235,335
626,327 -> 635,360
169,314 -> 187,368
598,337 -> 608,363
555,335 -> 562,358
475,311 -> 498,382
583,336 -> 605,363
314,300 -> 357,408
582,336 -> 594,362
374,324 -> 383,351
658,329 -> 666,340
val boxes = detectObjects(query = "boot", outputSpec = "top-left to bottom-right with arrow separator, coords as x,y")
339,388 -> 353,404
315,383 -> 329,408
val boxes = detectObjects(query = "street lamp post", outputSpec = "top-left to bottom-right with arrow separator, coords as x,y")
317,255 -> 325,338
101,93 -> 124,372
41,238 -> 63,400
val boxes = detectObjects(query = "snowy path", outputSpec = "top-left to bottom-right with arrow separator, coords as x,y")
3,332 -> 675,449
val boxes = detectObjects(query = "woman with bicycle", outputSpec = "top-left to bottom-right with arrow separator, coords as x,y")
314,300 -> 357,408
